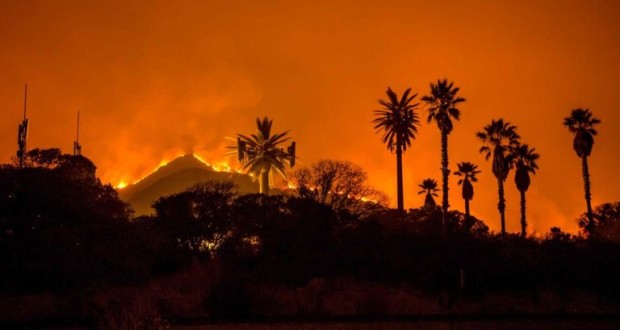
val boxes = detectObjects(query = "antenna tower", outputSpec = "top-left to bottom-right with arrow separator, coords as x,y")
16,84 -> 29,168
73,112 -> 82,156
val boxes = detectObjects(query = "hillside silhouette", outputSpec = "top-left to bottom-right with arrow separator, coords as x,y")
119,154 -> 258,214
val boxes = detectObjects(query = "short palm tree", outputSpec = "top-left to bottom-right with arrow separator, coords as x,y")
373,87 -> 420,212
453,162 -> 481,222
564,108 -> 601,231
418,178 -> 439,210
477,119 -> 520,236
421,79 -> 465,232
513,144 -> 540,237
234,117 -> 293,195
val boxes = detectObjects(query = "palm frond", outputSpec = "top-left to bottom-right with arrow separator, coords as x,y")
373,87 -> 421,153
564,108 -> 601,155
478,118 -> 521,180
422,79 -> 465,134
233,117 -> 294,181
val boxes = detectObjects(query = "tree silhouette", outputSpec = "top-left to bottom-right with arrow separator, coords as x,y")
153,181 -> 237,253
0,151 -> 138,292
12,148 -> 62,169
421,79 -> 465,234
513,144 -> 540,237
477,119 -> 520,236
234,117 -> 293,195
563,108 -> 601,232
418,178 -> 439,210
290,159 -> 388,217
373,87 -> 420,212
578,202 -> 620,241
453,162 -> 481,224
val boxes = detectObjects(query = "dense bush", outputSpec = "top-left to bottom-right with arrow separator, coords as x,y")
0,152 -> 154,293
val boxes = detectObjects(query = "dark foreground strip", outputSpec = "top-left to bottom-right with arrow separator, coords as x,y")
0,318 -> 95,329
4,314 -> 620,329
168,313 -> 620,326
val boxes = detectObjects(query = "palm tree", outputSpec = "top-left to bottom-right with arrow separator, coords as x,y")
513,144 -> 540,237
234,117 -> 294,195
373,87 -> 420,212
477,119 -> 520,236
418,178 -> 439,210
564,108 -> 601,231
453,162 -> 481,222
421,79 -> 465,232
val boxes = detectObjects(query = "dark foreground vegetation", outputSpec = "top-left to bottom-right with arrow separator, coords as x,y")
2,150 -> 620,328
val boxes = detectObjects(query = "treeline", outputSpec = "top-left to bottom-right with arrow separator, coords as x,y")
1,150 -> 620,320
372,80 -> 602,240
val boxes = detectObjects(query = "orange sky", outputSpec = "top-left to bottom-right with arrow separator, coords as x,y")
1,0 -> 619,234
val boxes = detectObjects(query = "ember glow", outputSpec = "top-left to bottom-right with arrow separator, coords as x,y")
1,1 -> 620,234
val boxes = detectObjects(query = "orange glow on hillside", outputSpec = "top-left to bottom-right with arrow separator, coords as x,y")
211,161 -> 232,173
193,154 -> 210,166
112,152 -> 245,189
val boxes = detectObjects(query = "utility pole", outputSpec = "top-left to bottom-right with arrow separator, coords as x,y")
73,112 -> 82,156
17,84 -> 29,168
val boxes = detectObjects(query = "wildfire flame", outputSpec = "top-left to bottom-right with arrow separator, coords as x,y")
113,152 -> 243,189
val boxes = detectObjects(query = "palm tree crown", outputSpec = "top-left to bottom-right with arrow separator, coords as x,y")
418,178 -> 440,196
454,162 -> 481,201
513,144 -> 540,192
563,108 -> 600,158
418,178 -> 439,209
235,117 -> 293,194
421,79 -> 465,134
477,119 -> 520,180
373,87 -> 420,153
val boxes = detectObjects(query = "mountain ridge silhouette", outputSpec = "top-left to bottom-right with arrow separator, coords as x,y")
118,154 -> 259,215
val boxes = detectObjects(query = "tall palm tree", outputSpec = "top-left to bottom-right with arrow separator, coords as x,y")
564,108 -> 601,231
453,162 -> 481,222
477,119 -> 520,236
421,79 -> 465,232
234,117 -> 294,195
513,144 -> 540,237
373,87 -> 420,212
418,178 -> 439,210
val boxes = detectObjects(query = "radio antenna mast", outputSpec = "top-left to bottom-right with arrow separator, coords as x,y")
17,84 -> 29,168
73,111 -> 82,156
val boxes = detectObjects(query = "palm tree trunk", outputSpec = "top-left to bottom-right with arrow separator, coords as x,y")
441,132 -> 449,211
260,171 -> 269,195
520,189 -> 526,238
582,155 -> 594,231
497,179 -> 506,236
464,198 -> 470,220
441,132 -> 449,236
396,146 -> 404,212
464,198 -> 471,230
